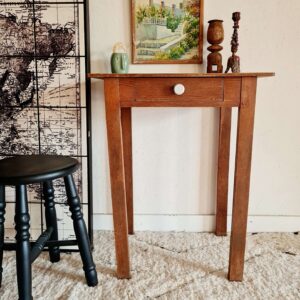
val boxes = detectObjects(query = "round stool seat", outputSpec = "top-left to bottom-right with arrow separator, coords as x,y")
0,155 -> 79,185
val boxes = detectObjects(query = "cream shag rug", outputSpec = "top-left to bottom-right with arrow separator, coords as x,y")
0,231 -> 300,299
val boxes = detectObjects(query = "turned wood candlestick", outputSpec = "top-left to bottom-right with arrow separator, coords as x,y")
207,20 -> 224,73
225,12 -> 241,73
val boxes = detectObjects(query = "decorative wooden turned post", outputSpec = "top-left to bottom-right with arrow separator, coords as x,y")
225,12 -> 241,73
207,20 -> 224,73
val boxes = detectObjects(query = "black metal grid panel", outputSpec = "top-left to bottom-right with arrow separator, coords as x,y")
0,0 -> 92,250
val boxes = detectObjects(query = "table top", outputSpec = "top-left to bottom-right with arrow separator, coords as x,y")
88,72 -> 275,79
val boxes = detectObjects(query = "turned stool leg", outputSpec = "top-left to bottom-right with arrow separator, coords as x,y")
15,185 -> 32,300
0,185 -> 5,288
64,175 -> 98,287
43,181 -> 60,263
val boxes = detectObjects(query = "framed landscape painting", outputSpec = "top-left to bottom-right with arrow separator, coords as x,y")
131,0 -> 203,64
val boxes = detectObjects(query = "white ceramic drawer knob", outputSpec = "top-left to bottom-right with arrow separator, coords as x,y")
173,84 -> 185,95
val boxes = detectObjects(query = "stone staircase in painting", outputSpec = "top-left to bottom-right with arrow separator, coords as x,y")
137,24 -> 184,58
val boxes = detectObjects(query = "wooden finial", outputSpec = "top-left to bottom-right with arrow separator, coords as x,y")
225,12 -> 241,73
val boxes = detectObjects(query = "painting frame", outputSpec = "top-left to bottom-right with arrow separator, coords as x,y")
131,0 -> 204,64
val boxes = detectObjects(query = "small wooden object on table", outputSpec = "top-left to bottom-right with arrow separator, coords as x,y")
207,19 -> 224,73
89,72 -> 274,281
225,12 -> 241,73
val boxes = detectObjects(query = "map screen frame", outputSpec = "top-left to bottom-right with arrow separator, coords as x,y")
0,0 -> 93,250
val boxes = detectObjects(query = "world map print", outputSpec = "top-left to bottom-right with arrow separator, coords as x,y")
0,0 -> 90,247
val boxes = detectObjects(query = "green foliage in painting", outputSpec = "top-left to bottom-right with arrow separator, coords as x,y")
136,7 -> 147,24
169,46 -> 185,59
154,51 -> 170,60
136,6 -> 171,24
184,15 -> 199,48
166,15 -> 181,32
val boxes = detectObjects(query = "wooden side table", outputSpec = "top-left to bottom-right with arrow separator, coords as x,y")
89,73 -> 274,281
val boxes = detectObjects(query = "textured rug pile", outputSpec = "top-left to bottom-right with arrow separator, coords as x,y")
0,231 -> 299,299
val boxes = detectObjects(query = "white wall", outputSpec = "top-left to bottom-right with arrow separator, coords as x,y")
89,0 -> 300,232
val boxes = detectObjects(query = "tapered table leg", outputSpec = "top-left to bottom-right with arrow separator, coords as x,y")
216,108 -> 232,236
121,107 -> 134,235
228,77 -> 257,281
104,79 -> 130,279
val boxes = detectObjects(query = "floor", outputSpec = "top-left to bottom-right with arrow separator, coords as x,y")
0,231 -> 300,299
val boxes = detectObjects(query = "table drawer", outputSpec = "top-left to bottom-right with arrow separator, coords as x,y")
119,78 -> 224,103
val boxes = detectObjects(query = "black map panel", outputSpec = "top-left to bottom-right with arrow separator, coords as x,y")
0,0 -> 90,246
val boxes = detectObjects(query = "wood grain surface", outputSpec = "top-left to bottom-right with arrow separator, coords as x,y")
228,77 -> 257,281
104,79 -> 131,279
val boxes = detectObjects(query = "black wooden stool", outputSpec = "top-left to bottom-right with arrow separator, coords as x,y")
0,155 -> 98,300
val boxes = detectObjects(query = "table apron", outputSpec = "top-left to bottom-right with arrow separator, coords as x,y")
118,77 -> 241,107
120,101 -> 239,108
